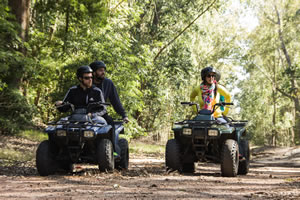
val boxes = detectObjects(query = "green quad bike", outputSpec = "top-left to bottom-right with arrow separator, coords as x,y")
165,102 -> 249,177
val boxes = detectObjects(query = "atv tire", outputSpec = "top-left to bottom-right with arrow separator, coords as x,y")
115,138 -> 129,170
221,139 -> 239,177
59,161 -> 72,172
97,139 -> 114,172
165,139 -> 182,172
182,163 -> 195,173
238,139 -> 250,175
36,140 -> 58,176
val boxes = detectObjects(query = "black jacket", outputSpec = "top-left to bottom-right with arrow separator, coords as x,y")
58,85 -> 107,116
94,78 -> 127,118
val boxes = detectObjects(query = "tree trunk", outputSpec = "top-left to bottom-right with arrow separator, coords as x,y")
272,89 -> 277,146
64,3 -> 70,52
294,101 -> 300,141
8,0 -> 30,43
290,127 -> 295,146
34,88 -> 41,106
8,0 -> 31,89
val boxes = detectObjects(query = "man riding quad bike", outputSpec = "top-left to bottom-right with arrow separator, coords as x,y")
36,102 -> 129,176
165,102 -> 250,177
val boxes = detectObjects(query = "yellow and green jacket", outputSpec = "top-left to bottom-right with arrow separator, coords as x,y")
190,84 -> 231,118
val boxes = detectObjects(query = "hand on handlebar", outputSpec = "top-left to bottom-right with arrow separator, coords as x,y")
123,117 -> 129,123
55,101 -> 63,107
55,101 -> 75,112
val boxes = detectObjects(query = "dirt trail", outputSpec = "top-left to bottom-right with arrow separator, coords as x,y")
0,136 -> 300,199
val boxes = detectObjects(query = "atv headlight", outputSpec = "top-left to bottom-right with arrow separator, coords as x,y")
84,130 -> 95,138
208,129 -> 219,137
182,128 -> 192,135
56,130 -> 66,137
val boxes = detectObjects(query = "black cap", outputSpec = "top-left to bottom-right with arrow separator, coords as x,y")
90,61 -> 106,71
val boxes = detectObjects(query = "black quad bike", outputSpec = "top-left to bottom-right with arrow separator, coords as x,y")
165,102 -> 249,177
36,102 -> 129,176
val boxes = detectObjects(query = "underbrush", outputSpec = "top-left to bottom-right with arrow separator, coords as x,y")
17,129 -> 48,142
0,131 -> 41,167
0,148 -> 33,163
129,141 -> 165,157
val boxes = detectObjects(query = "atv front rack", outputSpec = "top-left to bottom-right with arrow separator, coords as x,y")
175,120 -> 216,126
47,120 -> 105,128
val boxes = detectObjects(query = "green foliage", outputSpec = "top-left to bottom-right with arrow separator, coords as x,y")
0,89 -> 36,134
129,141 -> 165,156
0,1 -> 24,90
235,0 -> 300,146
0,148 -> 33,163
17,129 -> 48,142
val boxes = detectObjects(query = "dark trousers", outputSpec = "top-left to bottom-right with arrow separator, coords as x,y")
103,114 -> 120,156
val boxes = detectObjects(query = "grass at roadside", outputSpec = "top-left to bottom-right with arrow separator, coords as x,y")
0,129 -> 45,165
0,148 -> 33,163
17,129 -> 48,142
129,141 -> 165,157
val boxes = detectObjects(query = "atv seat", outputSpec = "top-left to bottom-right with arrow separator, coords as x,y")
194,109 -> 215,121
69,114 -> 91,122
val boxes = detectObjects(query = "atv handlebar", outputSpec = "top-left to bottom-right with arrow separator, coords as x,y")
218,102 -> 234,106
56,102 -> 75,111
181,102 -> 200,112
181,101 -> 234,115
56,101 -> 111,112
88,102 -> 111,106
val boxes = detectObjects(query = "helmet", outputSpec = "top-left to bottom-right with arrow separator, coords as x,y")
201,66 -> 220,81
90,61 -> 106,72
76,65 -> 93,78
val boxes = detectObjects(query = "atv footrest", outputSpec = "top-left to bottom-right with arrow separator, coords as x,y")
194,144 -> 206,151
195,151 -> 205,160
68,146 -> 81,162
194,144 -> 206,148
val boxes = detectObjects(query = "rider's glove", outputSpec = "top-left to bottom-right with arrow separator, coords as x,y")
123,117 -> 129,123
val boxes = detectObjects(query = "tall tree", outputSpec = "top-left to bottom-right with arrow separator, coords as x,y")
8,0 -> 30,88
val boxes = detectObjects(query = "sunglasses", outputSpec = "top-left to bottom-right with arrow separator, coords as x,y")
206,74 -> 215,78
83,76 -> 93,80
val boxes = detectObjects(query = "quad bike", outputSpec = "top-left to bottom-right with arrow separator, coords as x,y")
36,102 -> 129,176
165,102 -> 249,177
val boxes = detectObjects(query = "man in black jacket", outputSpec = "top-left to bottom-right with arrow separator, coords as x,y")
55,65 -> 107,124
89,61 -> 129,123
90,61 -> 129,159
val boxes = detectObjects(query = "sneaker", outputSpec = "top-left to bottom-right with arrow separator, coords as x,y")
114,152 -> 121,162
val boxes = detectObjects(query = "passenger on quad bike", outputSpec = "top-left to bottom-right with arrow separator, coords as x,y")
190,66 -> 231,123
90,61 -> 129,159
55,65 -> 107,124
89,61 -> 129,124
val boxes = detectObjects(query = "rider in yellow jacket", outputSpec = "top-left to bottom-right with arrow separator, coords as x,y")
190,66 -> 231,119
